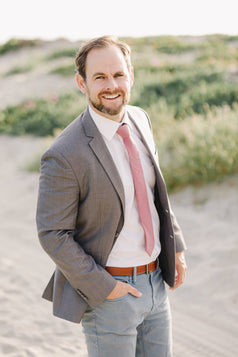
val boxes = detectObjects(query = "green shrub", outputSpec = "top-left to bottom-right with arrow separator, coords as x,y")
46,48 -> 77,60
131,64 -> 238,118
125,35 -> 197,54
5,64 -> 34,76
1,35 -> 238,190
50,64 -> 76,76
156,107 -> 238,191
0,92 -> 87,136
196,35 -> 238,64
0,38 -> 39,55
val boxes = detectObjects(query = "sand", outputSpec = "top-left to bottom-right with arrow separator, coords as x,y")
0,39 -> 237,356
0,134 -> 237,356
0,40 -> 80,110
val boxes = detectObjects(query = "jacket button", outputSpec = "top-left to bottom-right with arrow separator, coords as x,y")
165,209 -> 169,214
115,232 -> 119,238
170,234 -> 174,239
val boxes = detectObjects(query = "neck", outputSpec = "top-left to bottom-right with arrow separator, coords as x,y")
89,104 -> 125,123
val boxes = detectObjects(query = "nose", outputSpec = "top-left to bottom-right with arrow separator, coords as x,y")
105,76 -> 118,91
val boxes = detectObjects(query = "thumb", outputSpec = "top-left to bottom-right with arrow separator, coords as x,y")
128,285 -> 142,298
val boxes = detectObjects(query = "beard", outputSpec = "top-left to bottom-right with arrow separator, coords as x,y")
88,89 -> 130,117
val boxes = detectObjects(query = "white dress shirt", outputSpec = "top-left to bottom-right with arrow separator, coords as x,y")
89,105 -> 161,267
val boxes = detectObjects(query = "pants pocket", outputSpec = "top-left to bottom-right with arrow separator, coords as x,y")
105,275 -> 130,302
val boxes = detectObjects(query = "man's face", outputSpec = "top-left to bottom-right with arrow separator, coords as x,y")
76,45 -> 134,122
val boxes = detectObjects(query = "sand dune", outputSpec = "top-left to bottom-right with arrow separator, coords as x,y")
0,134 -> 237,356
1,38 -> 237,357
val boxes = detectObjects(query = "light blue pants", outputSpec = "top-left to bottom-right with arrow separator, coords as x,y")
82,267 -> 172,357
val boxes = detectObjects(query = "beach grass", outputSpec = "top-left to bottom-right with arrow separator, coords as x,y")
1,34 -> 238,191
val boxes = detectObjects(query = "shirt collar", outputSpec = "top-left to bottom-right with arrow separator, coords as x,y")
89,105 -> 131,141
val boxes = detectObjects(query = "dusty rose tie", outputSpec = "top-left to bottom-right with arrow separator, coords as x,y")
117,124 -> 154,256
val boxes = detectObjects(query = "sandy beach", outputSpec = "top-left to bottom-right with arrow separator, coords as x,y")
0,134 -> 237,356
0,39 -> 238,356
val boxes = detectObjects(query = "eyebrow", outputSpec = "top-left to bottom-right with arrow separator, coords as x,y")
92,72 -> 105,78
92,71 -> 125,79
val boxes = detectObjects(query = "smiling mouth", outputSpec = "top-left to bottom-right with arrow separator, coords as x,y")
102,93 -> 121,100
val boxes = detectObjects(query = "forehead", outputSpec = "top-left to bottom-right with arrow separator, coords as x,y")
85,45 -> 128,76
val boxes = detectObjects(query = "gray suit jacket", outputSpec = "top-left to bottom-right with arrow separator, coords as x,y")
36,105 -> 186,323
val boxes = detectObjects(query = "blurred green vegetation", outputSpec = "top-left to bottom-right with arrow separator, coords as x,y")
5,64 -> 34,76
132,64 -> 238,118
45,48 -> 77,60
49,64 -> 76,76
125,35 -> 199,54
0,92 -> 87,136
149,106 -> 238,191
0,38 -> 40,55
0,34 -> 238,191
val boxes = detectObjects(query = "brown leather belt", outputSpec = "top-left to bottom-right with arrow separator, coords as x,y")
106,260 -> 158,276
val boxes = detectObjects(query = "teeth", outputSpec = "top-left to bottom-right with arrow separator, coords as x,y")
103,94 -> 119,99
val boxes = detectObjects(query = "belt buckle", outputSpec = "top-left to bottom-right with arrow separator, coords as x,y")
146,264 -> 149,275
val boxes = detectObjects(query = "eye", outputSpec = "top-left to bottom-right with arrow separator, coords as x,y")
115,73 -> 124,78
95,75 -> 104,80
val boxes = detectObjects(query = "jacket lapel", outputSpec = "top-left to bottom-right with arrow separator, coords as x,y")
128,110 -> 157,165
128,109 -> 169,206
82,108 -> 125,216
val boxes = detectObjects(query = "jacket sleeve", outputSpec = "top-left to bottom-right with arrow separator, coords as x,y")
36,148 -> 116,308
169,206 -> 187,252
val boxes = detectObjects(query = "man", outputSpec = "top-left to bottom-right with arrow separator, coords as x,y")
36,35 -> 187,356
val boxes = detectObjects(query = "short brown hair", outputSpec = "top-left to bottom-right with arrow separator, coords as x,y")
75,35 -> 131,79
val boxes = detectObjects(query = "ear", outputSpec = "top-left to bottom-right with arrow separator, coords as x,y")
76,74 -> 87,94
130,66 -> 134,88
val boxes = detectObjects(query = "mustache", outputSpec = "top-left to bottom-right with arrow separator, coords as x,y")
99,90 -> 122,96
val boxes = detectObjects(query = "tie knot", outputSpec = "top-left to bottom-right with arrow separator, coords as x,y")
117,124 -> 130,139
